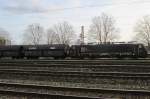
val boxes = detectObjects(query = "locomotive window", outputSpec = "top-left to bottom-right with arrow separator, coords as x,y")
81,47 -> 87,52
29,47 -> 36,50
50,47 -> 56,49
139,45 -> 142,48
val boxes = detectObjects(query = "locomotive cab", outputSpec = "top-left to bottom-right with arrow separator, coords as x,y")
137,44 -> 147,58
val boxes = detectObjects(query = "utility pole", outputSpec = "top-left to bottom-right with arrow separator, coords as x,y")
80,26 -> 84,45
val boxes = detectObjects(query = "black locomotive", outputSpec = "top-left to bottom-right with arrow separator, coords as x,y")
69,44 -> 147,58
0,43 -> 147,59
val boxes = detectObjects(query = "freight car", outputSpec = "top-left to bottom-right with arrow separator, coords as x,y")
0,44 -> 69,59
23,44 -> 69,59
0,43 -> 147,59
69,43 -> 147,58
0,45 -> 23,59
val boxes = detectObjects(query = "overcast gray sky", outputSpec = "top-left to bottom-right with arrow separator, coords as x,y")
0,0 -> 150,44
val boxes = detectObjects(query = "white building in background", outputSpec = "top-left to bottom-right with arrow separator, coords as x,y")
0,28 -> 11,45
0,37 -> 11,45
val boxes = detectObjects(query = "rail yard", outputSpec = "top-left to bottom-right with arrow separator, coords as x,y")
0,59 -> 149,99
1,0 -> 150,98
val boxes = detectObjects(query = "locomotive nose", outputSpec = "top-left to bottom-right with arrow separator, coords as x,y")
138,44 -> 148,58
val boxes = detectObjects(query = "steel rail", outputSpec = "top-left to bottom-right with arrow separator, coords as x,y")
0,82 -> 149,96
1,59 -> 150,63
0,70 -> 150,79
0,70 -> 150,75
0,90 -> 101,99
1,63 -> 150,67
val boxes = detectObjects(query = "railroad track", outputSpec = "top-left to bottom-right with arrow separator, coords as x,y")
0,64 -> 150,73
0,59 -> 150,98
1,60 -> 150,73
0,69 -> 150,78
0,68 -> 149,90
1,59 -> 150,65
1,63 -> 150,67
0,90 -> 101,99
0,82 -> 149,99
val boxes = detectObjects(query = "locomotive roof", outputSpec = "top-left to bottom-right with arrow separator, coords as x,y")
22,44 -> 68,50
0,45 -> 21,50
0,44 -> 69,50
72,43 -> 143,46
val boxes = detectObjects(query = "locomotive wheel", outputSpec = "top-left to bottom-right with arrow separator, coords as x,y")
79,56 -> 84,59
116,55 -> 124,59
54,57 -> 59,59
26,57 -> 30,59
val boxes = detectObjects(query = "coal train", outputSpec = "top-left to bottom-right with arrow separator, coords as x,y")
0,43 -> 147,59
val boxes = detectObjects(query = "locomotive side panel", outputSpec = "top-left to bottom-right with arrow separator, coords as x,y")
41,44 -> 68,58
23,45 -> 41,59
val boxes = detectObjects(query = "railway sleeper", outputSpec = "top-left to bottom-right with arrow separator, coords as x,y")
0,74 -> 150,90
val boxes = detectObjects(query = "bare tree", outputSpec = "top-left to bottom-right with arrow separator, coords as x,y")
134,16 -> 150,47
47,21 -> 75,45
46,28 -> 59,44
23,23 -> 44,45
88,13 -> 118,43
